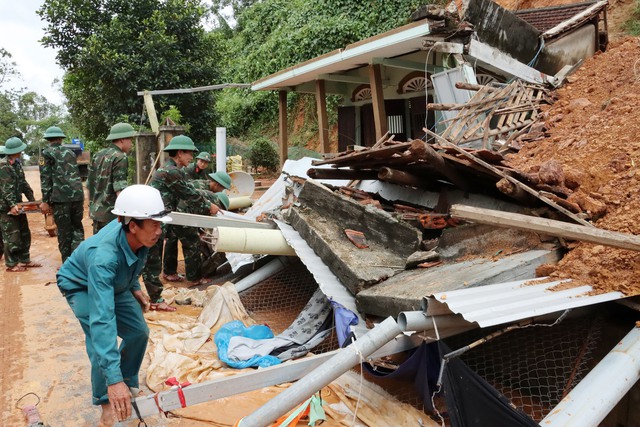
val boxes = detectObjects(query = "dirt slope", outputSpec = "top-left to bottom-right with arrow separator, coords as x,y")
505,36 -> 640,295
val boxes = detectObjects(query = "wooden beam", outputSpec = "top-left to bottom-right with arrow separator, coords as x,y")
315,80 -> 330,153
368,64 -> 388,142
450,204 -> 640,252
279,90 -> 288,166
424,128 -> 593,227
318,73 -> 369,84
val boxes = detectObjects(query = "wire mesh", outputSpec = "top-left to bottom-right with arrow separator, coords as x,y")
445,315 -> 602,421
238,257 -> 340,355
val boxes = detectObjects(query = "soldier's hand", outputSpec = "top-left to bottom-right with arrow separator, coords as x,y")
209,203 -> 221,216
8,205 -> 19,215
40,202 -> 51,214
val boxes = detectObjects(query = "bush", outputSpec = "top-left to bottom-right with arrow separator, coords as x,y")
246,137 -> 279,171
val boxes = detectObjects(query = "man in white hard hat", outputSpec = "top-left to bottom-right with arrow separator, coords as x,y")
57,185 -> 176,427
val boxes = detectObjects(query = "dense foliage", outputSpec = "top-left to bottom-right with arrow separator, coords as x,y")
38,0 -> 220,143
215,0 -> 423,137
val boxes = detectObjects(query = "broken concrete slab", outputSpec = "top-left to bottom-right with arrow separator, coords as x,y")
285,180 -> 421,295
356,248 -> 562,317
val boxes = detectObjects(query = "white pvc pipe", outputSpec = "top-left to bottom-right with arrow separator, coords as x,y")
398,311 -> 473,332
216,127 -> 227,173
227,196 -> 253,210
214,227 -> 296,256
541,325 -> 640,427
234,257 -> 289,293
239,317 -> 402,427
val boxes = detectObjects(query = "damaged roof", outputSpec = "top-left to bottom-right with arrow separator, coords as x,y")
514,0 -> 608,36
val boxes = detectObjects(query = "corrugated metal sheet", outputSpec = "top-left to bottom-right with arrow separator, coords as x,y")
424,278 -> 625,327
275,219 -> 361,321
227,157 -> 350,272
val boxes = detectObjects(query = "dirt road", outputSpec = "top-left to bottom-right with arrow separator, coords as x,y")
0,169 -> 210,426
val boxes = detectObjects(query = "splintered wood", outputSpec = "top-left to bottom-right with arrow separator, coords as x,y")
429,80 -> 554,149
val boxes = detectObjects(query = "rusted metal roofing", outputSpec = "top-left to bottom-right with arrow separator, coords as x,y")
424,278 -> 625,327
514,1 -> 598,33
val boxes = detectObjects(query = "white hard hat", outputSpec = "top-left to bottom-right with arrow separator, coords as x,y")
111,185 -> 172,222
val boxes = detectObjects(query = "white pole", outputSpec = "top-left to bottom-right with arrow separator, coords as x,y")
216,127 -> 227,173
541,325 -> 640,427
239,317 -> 402,427
234,257 -> 289,293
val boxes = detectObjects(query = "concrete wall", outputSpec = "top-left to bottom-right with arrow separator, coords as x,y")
536,25 -> 597,75
461,0 -> 541,65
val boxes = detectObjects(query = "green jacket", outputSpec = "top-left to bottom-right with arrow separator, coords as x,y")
177,180 -> 224,214
88,144 -> 128,223
183,162 -> 209,180
0,158 -> 34,211
39,142 -> 84,203
150,158 -> 209,213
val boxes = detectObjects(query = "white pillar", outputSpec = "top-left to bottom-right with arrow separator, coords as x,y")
216,127 -> 227,173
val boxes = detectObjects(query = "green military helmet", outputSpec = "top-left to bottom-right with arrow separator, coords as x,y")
4,137 -> 27,155
196,152 -> 212,162
43,126 -> 66,140
216,192 -> 230,210
208,171 -> 232,189
106,122 -> 136,141
163,135 -> 199,152
0,145 -> 5,157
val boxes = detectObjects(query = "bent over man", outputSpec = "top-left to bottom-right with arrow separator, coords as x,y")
39,126 -> 85,262
57,185 -> 175,427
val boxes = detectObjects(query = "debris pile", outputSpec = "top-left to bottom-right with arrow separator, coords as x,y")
505,36 -> 640,295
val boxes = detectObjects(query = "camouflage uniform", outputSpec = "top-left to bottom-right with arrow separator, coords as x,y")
162,180 -> 222,277
40,142 -> 85,261
141,158 -> 210,301
87,144 -> 128,233
0,158 -> 35,267
183,162 -> 209,180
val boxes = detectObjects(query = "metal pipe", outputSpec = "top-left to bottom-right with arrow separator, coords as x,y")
234,257 -> 289,293
213,227 -> 296,256
239,317 -> 402,427
216,127 -> 227,173
541,325 -> 640,427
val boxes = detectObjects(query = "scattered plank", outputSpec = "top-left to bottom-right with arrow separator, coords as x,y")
450,204 -> 640,251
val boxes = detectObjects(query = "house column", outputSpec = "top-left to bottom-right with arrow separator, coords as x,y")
368,64 -> 387,141
278,90 -> 288,167
315,79 -> 330,153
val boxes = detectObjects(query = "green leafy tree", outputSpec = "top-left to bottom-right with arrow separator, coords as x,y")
215,0 -> 423,140
246,137 -> 279,171
38,0 -> 222,143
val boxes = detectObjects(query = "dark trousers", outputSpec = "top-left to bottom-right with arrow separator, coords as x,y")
52,200 -> 84,261
0,212 -> 31,267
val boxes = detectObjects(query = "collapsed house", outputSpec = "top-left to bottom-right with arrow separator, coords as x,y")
129,1 -> 640,426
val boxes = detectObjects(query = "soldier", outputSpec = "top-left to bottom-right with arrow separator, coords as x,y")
162,169 -> 231,282
39,126 -> 85,262
162,171 -> 231,281
183,151 -> 212,180
0,137 -> 41,272
88,123 -> 135,234
141,135 -> 221,302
